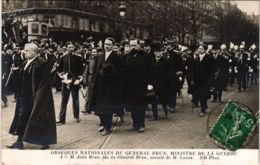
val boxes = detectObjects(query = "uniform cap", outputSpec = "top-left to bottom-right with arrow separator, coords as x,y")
220,44 -> 226,50
239,44 -> 245,49
230,42 -> 234,49
180,46 -> 188,52
251,44 -> 256,50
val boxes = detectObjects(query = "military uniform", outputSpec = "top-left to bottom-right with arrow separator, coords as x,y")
57,52 -> 84,124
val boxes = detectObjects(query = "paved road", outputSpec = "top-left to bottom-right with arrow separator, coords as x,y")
1,83 -> 258,149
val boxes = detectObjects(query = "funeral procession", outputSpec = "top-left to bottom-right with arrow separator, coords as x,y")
1,0 -> 259,151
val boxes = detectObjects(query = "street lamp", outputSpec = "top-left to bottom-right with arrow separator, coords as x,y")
119,4 -> 126,18
119,4 -> 127,41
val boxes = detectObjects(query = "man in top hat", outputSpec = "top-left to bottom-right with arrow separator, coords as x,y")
211,45 -> 226,103
164,40 -> 184,113
149,48 -> 171,120
191,46 -> 214,117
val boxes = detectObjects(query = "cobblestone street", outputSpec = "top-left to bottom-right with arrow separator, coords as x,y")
1,83 -> 258,150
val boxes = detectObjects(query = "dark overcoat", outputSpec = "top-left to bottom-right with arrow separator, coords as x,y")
236,52 -> 248,77
192,54 -> 214,100
91,51 -> 124,114
9,57 -> 57,145
124,50 -> 153,109
167,50 -> 185,95
152,58 -> 171,104
212,54 -> 227,89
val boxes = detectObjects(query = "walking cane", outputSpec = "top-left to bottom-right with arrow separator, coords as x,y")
5,65 -> 14,87
79,86 -> 87,99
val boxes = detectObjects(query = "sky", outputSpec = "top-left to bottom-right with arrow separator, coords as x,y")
232,1 -> 259,15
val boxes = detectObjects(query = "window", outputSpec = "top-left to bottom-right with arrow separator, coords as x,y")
99,23 -> 105,33
31,23 -> 39,34
48,0 -> 54,6
72,18 -> 79,29
89,21 -> 95,31
42,24 -> 48,35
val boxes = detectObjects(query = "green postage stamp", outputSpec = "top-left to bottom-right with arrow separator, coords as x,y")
208,101 -> 258,151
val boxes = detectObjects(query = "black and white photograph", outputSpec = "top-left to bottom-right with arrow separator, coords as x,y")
1,0 -> 259,164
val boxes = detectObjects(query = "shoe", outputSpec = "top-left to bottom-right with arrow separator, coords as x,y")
56,121 -> 65,125
199,112 -> 205,117
192,104 -> 199,108
149,118 -> 158,121
138,127 -> 145,133
81,110 -> 91,114
169,108 -> 175,113
4,101 -> 7,107
101,129 -> 111,136
74,118 -> 80,123
41,145 -> 49,150
6,141 -> 24,149
98,126 -> 104,132
120,117 -> 125,122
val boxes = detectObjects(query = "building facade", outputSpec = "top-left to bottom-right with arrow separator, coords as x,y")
2,0 -> 149,43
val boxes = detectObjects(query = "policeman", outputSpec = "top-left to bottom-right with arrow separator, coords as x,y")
228,43 -> 236,86
248,44 -> 259,85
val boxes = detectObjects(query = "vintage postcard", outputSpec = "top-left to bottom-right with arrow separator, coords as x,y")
1,0 -> 259,164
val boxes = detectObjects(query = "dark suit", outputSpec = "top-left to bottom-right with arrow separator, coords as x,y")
151,57 -> 171,119
83,53 -> 97,113
192,54 -> 214,113
124,50 -> 153,129
236,51 -> 248,91
220,51 -> 230,90
91,50 -> 124,131
212,53 -> 226,102
228,51 -> 236,86
167,49 -> 185,110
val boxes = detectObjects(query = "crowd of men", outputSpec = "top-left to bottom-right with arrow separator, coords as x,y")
2,36 -> 259,149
